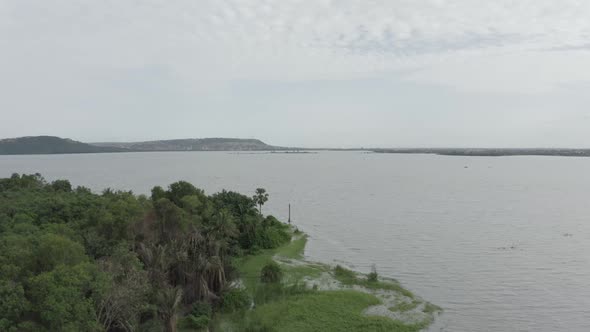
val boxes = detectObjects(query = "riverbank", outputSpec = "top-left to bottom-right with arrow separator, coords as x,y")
214,230 -> 441,331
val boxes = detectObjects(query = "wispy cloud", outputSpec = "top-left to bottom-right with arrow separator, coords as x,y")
2,0 -> 589,82
1,0 -> 590,145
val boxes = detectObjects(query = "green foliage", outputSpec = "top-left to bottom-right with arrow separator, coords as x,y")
35,233 -> 87,272
259,217 -> 291,249
167,181 -> 204,206
191,301 -> 212,318
179,301 -> 213,330
180,314 -> 210,330
180,195 -> 204,216
220,288 -> 251,312
212,190 -> 257,218
0,173 -> 46,192
0,173 -> 292,331
153,198 -> 189,240
151,185 -> 167,202
260,262 -> 283,283
0,280 -> 29,330
28,262 -> 106,331
50,180 -> 72,192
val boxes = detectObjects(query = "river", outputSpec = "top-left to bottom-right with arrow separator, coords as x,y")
1,151 -> 589,331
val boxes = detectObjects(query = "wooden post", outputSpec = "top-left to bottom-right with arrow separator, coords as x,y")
288,204 -> 291,224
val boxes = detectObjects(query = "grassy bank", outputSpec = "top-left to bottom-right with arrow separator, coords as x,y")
215,231 -> 441,331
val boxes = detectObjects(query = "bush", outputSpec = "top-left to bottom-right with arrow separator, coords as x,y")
367,264 -> 379,283
259,227 -> 291,249
260,262 -> 282,283
220,288 -> 251,312
247,245 -> 262,255
180,314 -> 210,330
191,301 -> 212,318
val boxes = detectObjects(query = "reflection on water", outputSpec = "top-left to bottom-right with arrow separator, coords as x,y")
2,151 -> 590,332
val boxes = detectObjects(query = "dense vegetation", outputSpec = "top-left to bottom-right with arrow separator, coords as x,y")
0,173 -> 291,331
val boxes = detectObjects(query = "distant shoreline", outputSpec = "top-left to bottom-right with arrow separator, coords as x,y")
3,136 -> 590,157
372,148 -> 590,157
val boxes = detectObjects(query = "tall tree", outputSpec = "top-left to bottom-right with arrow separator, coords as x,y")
95,247 -> 149,332
156,286 -> 183,332
252,188 -> 269,214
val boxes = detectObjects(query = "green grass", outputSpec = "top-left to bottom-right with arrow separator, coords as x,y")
217,234 -> 437,332
282,264 -> 325,284
276,235 -> 307,259
235,234 -> 308,291
333,265 -> 415,299
244,291 -> 423,332
389,300 -> 420,313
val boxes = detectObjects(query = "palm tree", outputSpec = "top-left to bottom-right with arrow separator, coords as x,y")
137,243 -> 170,286
252,188 -> 269,214
171,231 -> 213,303
206,255 -> 226,295
156,286 -> 183,332
207,210 -> 237,258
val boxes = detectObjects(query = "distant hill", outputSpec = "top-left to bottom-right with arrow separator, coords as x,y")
0,136 -> 129,155
0,136 -> 284,155
92,138 -> 278,151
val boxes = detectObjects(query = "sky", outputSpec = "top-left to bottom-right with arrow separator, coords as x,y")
1,0 -> 590,148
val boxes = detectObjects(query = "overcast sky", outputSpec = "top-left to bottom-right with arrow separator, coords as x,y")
1,0 -> 590,148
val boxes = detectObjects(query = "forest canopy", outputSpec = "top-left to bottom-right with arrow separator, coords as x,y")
0,173 -> 290,332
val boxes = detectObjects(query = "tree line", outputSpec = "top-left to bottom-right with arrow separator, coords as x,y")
0,173 -> 290,331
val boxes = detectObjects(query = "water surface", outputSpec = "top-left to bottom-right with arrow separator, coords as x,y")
1,151 -> 589,331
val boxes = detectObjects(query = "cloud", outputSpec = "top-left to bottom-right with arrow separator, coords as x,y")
2,0 -> 589,84
1,0 -> 590,144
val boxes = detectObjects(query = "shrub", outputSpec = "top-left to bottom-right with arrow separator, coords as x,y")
259,227 -> 291,249
247,245 -> 262,255
367,264 -> 379,283
220,288 -> 251,312
180,314 -> 210,330
191,301 -> 212,319
260,262 -> 282,283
